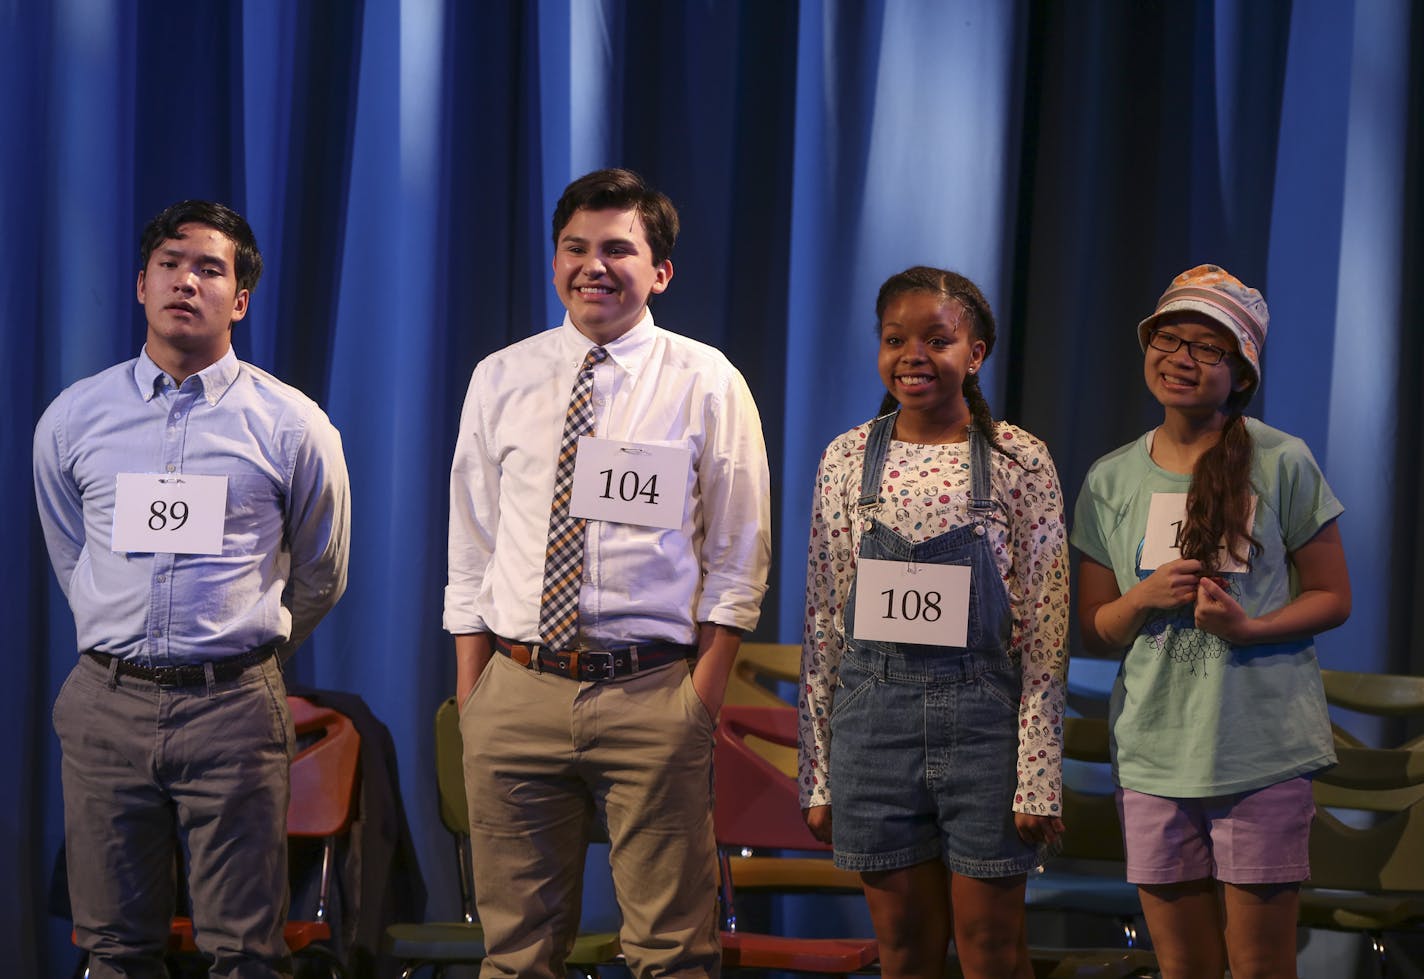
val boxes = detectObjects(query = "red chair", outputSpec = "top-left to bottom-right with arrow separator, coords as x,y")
169,695 -> 360,976
714,705 -> 879,973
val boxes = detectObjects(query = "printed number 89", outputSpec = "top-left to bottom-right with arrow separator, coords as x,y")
148,500 -> 189,531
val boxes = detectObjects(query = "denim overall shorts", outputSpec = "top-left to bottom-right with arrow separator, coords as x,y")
828,412 -> 1039,877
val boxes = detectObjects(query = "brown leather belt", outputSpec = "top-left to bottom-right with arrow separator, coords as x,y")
83,645 -> 277,687
494,636 -> 696,682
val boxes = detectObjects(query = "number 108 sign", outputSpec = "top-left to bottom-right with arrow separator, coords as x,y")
852,558 -> 971,646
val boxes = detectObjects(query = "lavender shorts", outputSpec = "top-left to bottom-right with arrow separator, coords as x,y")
1116,777 -> 1316,885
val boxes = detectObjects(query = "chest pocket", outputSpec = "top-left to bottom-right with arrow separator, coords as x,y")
222,473 -> 283,556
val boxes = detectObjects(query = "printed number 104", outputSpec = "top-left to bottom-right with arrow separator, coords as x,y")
598,469 -> 660,505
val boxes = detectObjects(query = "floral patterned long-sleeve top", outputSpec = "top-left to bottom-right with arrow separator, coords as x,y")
797,419 -> 1070,815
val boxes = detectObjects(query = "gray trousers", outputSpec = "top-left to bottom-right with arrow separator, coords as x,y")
53,653 -> 295,979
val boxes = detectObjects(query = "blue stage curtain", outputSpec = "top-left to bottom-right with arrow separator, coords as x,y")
5,1 -> 1421,973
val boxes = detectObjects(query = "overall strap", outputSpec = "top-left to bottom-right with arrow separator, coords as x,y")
857,412 -> 898,511
968,425 -> 997,517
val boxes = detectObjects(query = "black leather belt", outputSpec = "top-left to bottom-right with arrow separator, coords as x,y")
494,636 -> 695,682
83,646 -> 277,687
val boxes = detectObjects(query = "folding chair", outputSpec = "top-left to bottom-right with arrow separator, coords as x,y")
723,642 -> 801,782
1023,717 -> 1157,977
383,698 -> 621,978
714,704 -> 879,973
1321,669 -> 1424,749
164,696 -> 360,977
1299,742 -> 1424,977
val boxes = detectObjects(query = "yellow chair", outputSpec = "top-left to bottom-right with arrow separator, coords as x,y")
725,641 -> 799,707
383,699 -> 621,978
724,641 -> 801,777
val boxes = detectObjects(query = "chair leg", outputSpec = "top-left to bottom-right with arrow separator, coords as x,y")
1368,931 -> 1387,979
1118,915 -> 1139,948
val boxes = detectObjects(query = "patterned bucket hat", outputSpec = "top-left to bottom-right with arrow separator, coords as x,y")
1136,264 -> 1269,387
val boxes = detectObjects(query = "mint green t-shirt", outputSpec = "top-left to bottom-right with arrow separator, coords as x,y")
1070,418 -> 1341,797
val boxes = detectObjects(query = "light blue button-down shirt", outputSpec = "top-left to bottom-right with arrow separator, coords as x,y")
34,347 -> 350,664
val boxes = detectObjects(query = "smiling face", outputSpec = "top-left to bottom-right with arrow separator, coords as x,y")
136,222 -> 249,379
1144,313 -> 1251,418
877,291 -> 986,433
552,206 -> 673,344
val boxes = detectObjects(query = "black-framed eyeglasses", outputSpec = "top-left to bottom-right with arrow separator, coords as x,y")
1147,329 -> 1231,366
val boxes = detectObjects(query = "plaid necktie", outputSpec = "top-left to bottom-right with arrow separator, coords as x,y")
537,345 -> 608,649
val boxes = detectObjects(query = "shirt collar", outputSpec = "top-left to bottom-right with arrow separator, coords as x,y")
134,346 -> 240,406
558,309 -> 657,376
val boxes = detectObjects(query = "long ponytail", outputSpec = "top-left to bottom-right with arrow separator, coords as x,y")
1179,392 -> 1259,571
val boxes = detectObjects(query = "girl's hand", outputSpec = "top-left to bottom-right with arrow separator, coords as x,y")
1194,575 -> 1253,643
1130,558 -> 1204,612
1014,812 -> 1065,847
802,804 -> 833,844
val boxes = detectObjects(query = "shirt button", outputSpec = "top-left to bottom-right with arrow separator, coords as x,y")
156,574 -> 167,584
152,629 -> 163,638
166,464 -> 176,473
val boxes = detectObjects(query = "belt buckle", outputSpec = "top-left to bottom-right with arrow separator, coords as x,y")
583,650 -> 617,681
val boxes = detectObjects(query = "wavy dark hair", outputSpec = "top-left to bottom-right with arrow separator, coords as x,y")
551,168 -> 680,266
874,266 -> 997,445
1177,365 -> 1260,572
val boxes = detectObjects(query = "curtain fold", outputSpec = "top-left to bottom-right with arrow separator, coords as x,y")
6,1 -> 1421,973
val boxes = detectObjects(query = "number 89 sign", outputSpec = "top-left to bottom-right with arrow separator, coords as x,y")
569,436 -> 691,531
112,473 -> 228,555
852,558 -> 971,646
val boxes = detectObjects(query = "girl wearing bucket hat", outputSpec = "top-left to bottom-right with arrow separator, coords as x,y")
1070,265 -> 1351,978
799,267 -> 1068,978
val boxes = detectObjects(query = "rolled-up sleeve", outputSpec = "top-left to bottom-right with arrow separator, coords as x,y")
692,369 -> 770,632
444,366 -> 501,635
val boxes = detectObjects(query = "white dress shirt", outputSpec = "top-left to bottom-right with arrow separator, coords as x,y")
445,311 -> 771,646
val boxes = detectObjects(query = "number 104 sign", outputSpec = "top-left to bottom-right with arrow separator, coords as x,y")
569,436 -> 691,531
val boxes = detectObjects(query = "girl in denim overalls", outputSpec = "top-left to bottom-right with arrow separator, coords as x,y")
798,267 -> 1069,978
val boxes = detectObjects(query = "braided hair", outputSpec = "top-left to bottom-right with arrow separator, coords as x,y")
874,266 -> 998,447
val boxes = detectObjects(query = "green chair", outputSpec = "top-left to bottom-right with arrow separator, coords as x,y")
383,698 -> 621,978
1025,716 -> 1154,972
1300,742 -> 1424,977
1321,669 -> 1424,744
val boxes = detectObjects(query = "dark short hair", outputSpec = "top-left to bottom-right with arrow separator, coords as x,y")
551,169 -> 679,266
139,200 -> 264,294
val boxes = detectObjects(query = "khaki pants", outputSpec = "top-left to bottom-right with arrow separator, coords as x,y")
461,653 -> 720,978
53,653 -> 295,979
